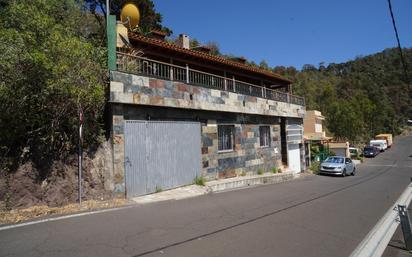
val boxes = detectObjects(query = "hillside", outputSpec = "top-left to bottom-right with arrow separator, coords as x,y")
273,48 -> 412,142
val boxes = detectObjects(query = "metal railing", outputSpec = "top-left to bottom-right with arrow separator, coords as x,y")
117,52 -> 305,106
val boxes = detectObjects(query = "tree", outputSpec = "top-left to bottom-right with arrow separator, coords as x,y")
259,60 -> 269,70
0,0 -> 106,167
85,0 -> 172,37
205,41 -> 221,56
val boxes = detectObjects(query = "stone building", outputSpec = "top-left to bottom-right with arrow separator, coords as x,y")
110,32 -> 306,197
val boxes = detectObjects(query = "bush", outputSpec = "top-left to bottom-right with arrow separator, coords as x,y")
194,176 -> 205,186
310,161 -> 320,174
240,171 -> 246,176
271,167 -> 281,174
257,168 -> 264,175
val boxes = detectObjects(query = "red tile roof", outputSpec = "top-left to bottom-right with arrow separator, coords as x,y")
128,33 -> 292,84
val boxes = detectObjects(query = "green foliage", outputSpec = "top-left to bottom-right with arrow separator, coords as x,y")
194,176 -> 205,186
0,0 -> 106,166
155,186 -> 163,193
275,47 -> 412,143
240,171 -> 247,176
271,167 -> 280,174
86,0 -> 172,36
257,168 -> 264,175
310,162 -> 320,174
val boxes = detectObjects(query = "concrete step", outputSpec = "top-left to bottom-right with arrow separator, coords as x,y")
131,172 -> 301,205
206,172 -> 298,193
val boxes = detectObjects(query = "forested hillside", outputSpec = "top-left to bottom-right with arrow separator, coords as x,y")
273,48 -> 412,143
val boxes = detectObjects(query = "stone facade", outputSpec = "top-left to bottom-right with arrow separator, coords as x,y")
110,71 -> 305,119
201,121 -> 282,180
109,70 -> 304,193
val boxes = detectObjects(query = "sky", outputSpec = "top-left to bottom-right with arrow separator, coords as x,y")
152,0 -> 412,69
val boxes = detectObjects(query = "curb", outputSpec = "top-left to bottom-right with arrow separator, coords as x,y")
206,172 -> 299,193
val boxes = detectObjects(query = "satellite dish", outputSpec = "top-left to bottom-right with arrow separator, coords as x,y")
120,3 -> 140,29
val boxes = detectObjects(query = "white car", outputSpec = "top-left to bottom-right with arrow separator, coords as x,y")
370,139 -> 387,152
319,156 -> 356,177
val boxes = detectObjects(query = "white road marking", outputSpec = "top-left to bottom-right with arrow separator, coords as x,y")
362,164 -> 412,168
0,205 -> 136,231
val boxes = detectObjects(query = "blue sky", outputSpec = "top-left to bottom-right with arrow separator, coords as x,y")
152,0 -> 412,69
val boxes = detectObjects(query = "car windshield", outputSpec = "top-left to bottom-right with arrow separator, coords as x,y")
364,147 -> 374,151
324,157 -> 344,164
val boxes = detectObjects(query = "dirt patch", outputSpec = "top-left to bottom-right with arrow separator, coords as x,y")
0,198 -> 127,225
0,141 -> 116,209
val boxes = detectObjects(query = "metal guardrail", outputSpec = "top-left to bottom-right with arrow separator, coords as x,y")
116,52 -> 305,106
350,183 -> 412,257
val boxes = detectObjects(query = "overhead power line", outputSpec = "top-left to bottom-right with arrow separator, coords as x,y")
387,0 -> 410,85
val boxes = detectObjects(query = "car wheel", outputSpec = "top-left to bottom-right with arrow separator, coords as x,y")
342,169 -> 346,177
351,168 -> 355,176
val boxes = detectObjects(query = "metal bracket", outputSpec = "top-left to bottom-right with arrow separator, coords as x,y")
398,204 -> 412,250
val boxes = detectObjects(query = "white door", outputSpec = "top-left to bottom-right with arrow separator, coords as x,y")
288,144 -> 301,173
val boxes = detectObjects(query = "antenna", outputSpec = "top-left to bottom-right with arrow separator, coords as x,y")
120,3 -> 140,29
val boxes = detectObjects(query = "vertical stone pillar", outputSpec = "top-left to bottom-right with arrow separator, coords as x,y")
112,104 -> 125,193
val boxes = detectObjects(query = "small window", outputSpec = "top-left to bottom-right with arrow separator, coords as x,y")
260,126 -> 271,147
218,125 -> 235,151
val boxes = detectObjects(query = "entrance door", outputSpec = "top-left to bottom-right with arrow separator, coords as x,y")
287,144 -> 301,173
124,120 -> 201,197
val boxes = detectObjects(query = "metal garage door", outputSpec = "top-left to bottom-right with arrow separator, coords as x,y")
124,120 -> 201,197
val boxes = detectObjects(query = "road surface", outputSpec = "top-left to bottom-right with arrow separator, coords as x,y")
1,136 -> 412,257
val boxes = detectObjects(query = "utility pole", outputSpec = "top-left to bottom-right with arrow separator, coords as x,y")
78,106 -> 83,206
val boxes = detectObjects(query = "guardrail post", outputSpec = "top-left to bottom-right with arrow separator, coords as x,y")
186,64 -> 189,84
398,205 -> 412,250
232,76 -> 236,92
170,66 -> 174,81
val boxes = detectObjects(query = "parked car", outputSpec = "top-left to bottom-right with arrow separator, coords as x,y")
349,147 -> 359,158
370,139 -> 387,152
363,146 -> 379,158
319,156 -> 356,177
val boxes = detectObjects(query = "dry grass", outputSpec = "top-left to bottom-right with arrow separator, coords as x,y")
0,199 -> 127,225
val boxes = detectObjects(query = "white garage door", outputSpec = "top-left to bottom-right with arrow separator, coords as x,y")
288,144 -> 301,173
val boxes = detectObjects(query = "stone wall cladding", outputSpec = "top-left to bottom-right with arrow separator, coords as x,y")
111,105 -> 125,192
110,71 -> 305,119
110,70 -> 304,192
201,120 -> 282,180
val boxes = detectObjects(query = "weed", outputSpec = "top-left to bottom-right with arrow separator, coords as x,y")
271,167 -> 279,174
194,176 -> 205,186
155,186 -> 163,193
310,161 -> 320,174
257,168 -> 264,175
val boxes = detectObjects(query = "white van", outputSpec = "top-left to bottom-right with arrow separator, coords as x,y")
370,139 -> 387,152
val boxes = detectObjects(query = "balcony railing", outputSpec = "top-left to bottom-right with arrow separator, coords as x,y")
116,52 -> 305,106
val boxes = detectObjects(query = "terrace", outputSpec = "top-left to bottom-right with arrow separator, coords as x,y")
116,52 -> 305,106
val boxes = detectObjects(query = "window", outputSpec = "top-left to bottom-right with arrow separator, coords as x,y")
218,125 -> 235,151
260,126 -> 271,147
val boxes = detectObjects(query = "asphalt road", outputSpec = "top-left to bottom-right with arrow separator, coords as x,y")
1,136 -> 412,257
